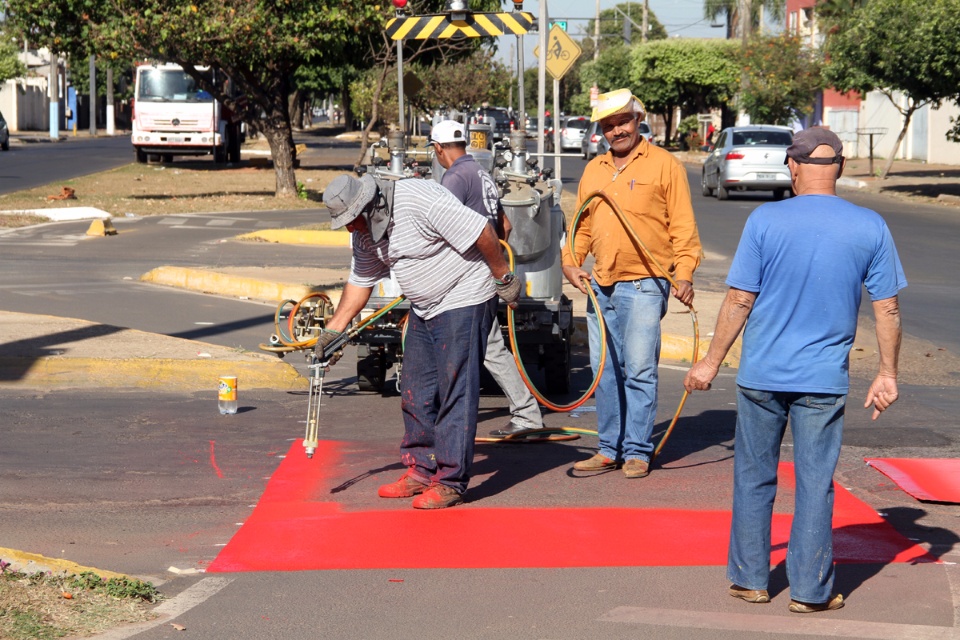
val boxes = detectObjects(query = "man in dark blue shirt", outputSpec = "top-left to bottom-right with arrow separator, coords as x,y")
430,119 -> 544,437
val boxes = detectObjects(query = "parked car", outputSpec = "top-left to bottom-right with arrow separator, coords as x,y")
701,125 -> 794,200
559,116 -> 589,151
593,121 -> 654,157
472,106 -> 513,142
0,111 -> 9,151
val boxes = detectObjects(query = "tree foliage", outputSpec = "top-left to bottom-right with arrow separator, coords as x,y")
823,0 -> 960,178
0,34 -> 27,84
738,34 -> 822,125
581,2 -> 667,56
630,38 -> 740,142
5,0 -> 383,197
702,0 -> 785,40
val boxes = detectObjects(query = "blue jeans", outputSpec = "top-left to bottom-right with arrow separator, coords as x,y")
399,298 -> 496,494
728,386 -> 845,603
586,278 -> 668,462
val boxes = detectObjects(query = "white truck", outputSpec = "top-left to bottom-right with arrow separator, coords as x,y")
131,62 -> 243,164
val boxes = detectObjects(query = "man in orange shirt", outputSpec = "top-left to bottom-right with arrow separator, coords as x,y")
561,89 -> 702,478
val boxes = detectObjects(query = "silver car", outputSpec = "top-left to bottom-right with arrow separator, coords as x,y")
701,125 -> 794,200
559,116 -> 589,151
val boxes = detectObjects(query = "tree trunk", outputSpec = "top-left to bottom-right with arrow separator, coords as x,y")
289,90 -> 303,131
879,102 -> 917,180
355,62 -> 391,169
262,119 -> 298,198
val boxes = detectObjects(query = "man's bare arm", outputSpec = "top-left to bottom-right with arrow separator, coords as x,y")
865,296 -> 902,419
683,288 -> 756,391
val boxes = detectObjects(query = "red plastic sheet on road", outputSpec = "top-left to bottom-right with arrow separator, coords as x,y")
207,441 -> 934,572
865,458 -> 960,503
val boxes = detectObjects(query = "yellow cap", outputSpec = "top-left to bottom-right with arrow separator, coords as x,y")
591,88 -> 646,123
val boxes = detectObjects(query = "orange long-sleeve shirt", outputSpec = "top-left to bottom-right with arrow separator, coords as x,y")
561,137 -> 702,285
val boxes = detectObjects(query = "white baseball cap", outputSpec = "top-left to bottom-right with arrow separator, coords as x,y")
429,120 -> 466,144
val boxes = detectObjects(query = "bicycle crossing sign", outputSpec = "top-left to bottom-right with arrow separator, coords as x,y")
532,24 -> 582,80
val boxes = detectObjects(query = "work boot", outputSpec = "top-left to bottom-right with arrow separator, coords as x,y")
622,459 -> 650,479
573,453 -> 618,472
412,484 -> 464,509
729,584 -> 770,603
788,594 -> 844,613
377,472 -> 428,498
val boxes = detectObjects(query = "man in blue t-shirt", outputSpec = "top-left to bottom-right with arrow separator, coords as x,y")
684,127 -> 906,614
430,119 -> 544,437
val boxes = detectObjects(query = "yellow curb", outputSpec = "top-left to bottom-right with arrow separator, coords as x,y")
236,229 -> 350,246
141,266 -> 344,304
0,357 -> 306,391
0,547 -> 129,581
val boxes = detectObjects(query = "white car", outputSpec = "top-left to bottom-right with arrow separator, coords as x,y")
559,116 -> 589,151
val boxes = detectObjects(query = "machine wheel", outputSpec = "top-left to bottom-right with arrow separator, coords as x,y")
162,154 -> 173,163
135,147 -> 147,163
356,344 -> 387,392
701,170 -> 713,197
543,340 -> 571,395
717,184 -> 729,201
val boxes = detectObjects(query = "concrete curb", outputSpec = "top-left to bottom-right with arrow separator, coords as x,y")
0,356 -> 306,391
141,265 -> 343,305
236,229 -> 350,246
571,317 -> 737,367
0,547 -> 129,581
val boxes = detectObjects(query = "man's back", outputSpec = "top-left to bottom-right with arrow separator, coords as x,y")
728,194 -> 906,393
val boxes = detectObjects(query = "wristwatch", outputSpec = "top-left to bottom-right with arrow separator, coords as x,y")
495,271 -> 515,286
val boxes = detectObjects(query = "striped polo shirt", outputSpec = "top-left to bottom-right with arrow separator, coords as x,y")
348,178 -> 496,320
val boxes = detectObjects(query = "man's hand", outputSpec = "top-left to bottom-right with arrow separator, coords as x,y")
495,271 -> 521,308
314,328 -> 344,366
864,374 -> 898,420
683,357 -> 720,392
671,280 -> 694,306
562,265 -> 591,295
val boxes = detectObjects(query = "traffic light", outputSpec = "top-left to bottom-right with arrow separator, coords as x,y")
391,0 -> 407,9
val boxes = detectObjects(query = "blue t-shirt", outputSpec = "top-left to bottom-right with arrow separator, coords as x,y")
727,195 -> 907,394
440,154 -> 499,224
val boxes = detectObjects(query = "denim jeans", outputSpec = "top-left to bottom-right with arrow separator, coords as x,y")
399,297 -> 496,494
484,317 -> 542,430
728,386 -> 846,604
586,278 -> 668,462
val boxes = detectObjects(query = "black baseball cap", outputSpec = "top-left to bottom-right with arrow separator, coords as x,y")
784,127 -> 844,165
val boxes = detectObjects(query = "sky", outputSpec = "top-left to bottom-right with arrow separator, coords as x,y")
495,0 -> 731,67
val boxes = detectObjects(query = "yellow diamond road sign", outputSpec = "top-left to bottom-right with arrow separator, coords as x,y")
533,24 -> 582,80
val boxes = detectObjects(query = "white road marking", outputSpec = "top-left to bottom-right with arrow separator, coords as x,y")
600,605 -> 959,639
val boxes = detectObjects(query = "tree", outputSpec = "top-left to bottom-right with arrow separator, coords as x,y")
0,34 -> 27,83
703,0 -> 785,40
738,34 -> 822,125
823,0 -> 960,179
5,0 -> 383,198
630,38 -> 740,143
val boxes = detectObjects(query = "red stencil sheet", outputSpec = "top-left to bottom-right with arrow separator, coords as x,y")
865,458 -> 960,503
207,441 -> 933,572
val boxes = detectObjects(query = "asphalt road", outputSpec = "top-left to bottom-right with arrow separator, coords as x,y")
2,142 -> 959,639
0,135 -> 133,195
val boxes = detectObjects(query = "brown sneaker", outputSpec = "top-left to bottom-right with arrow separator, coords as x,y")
412,484 -> 464,509
573,454 -> 618,472
622,459 -> 650,478
788,594 -> 844,613
378,472 -> 428,498
729,584 -> 770,603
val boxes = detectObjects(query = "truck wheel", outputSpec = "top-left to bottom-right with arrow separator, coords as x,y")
135,147 -> 147,164
228,130 -> 241,164
544,340 -> 571,395
356,345 -> 386,392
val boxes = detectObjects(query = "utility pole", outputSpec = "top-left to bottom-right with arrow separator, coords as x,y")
594,0 -> 600,59
88,55 -> 96,136
48,47 -> 59,140
106,68 -> 115,136
537,0 -> 547,160
642,0 -> 649,44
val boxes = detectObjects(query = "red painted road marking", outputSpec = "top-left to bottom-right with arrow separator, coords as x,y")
866,458 -> 960,503
207,441 -> 933,572
209,440 -> 224,479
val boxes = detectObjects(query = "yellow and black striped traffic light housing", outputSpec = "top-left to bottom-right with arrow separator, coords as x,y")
386,11 -> 536,40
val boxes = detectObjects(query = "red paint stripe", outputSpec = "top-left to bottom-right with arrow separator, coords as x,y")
207,441 -> 934,573
865,458 -> 960,503
209,440 -> 224,479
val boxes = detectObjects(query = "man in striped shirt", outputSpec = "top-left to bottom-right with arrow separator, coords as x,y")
319,172 -> 521,509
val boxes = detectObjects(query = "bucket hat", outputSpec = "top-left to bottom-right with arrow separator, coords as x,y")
322,174 -> 378,230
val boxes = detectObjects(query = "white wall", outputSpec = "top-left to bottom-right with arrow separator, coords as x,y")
858,90 -> 960,165
0,78 -> 50,132
928,101 -> 960,165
